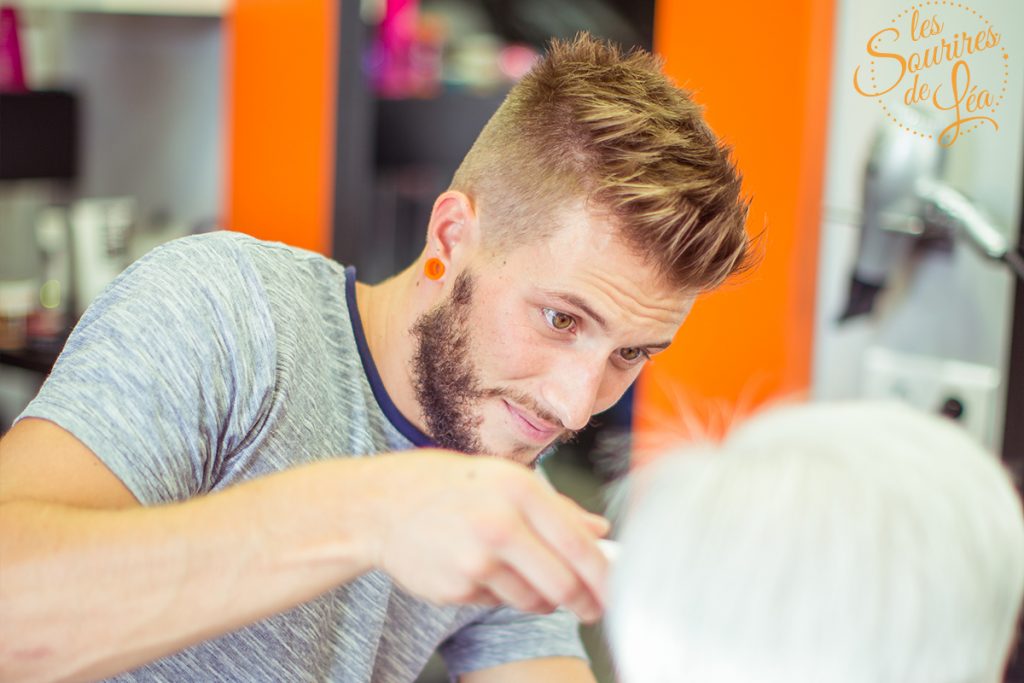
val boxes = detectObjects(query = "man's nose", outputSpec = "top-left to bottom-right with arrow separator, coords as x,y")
543,354 -> 605,432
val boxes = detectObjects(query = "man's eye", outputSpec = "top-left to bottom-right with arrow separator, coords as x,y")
543,308 -> 576,331
619,347 -> 649,363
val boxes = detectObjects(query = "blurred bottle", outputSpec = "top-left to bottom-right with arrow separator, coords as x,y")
26,205 -> 71,342
70,197 -> 133,317
369,0 -> 445,98
0,5 -> 27,92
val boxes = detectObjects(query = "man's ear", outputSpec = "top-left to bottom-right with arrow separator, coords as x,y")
426,191 -> 481,267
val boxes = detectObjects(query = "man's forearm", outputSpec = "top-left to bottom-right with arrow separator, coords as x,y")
0,457 -> 380,683
460,656 -> 598,683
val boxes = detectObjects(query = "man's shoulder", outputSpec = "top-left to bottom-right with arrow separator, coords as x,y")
152,230 -> 337,266
144,231 -> 349,301
204,231 -> 348,286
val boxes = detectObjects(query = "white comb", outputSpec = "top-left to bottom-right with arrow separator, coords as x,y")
597,539 -> 621,563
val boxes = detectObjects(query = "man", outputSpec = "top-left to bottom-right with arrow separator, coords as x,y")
607,402 -> 1024,682
0,34 -> 749,682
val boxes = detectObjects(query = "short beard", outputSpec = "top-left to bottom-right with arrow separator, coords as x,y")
410,271 -> 488,454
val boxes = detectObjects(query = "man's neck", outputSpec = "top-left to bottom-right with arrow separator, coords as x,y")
354,266 -> 429,437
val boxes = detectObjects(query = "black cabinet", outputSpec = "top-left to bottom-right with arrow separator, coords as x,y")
0,90 -> 78,180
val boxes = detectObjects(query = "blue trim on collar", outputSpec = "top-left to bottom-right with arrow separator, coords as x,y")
345,266 -> 435,448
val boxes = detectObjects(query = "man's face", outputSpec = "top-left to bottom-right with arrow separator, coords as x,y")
411,204 -> 694,465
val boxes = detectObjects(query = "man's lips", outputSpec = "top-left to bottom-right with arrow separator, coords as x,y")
504,400 -> 561,442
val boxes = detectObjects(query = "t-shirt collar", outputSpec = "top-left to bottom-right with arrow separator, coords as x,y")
344,266 -> 435,448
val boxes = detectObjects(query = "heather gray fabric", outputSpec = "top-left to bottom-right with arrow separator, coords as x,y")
16,231 -> 586,682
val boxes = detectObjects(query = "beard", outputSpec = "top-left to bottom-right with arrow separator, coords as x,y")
410,270 -> 487,454
409,270 -> 574,458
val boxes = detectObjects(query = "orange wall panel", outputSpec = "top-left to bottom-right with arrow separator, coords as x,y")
225,0 -> 338,255
634,1 -> 835,456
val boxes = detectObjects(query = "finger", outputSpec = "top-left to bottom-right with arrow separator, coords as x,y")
496,525 -> 602,623
481,566 -> 556,615
516,486 -> 610,609
573,507 -> 611,537
464,587 -> 503,608
552,493 -> 610,537
584,513 -> 610,536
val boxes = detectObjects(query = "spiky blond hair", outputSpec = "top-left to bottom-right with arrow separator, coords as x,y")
450,33 -> 751,292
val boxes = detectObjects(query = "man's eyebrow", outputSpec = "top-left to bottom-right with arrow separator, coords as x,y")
543,291 -> 608,329
542,290 -> 674,350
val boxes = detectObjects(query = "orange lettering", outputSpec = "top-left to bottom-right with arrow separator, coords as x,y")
903,72 -> 931,104
933,60 -> 998,147
854,28 -> 905,96
987,28 -> 1001,49
911,9 -> 944,41
910,9 -> 923,40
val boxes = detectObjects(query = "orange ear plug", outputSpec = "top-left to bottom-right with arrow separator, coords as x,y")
424,257 -> 445,280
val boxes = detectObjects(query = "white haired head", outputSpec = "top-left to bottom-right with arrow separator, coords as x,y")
607,401 -> 1024,683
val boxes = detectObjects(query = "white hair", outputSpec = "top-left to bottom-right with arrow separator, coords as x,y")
607,401 -> 1024,683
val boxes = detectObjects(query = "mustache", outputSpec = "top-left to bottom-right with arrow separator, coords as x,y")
483,387 -> 577,441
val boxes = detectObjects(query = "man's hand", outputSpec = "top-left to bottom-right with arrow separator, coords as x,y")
365,451 -> 610,622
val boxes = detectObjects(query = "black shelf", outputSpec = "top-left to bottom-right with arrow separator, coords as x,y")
0,336 -> 68,375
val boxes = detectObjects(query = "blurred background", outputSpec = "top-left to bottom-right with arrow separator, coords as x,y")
0,0 -> 1022,681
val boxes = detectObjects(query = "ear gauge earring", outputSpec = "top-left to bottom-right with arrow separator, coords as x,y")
424,257 -> 446,280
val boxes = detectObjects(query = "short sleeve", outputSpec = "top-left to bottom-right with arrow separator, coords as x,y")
15,232 -> 277,505
438,606 -> 588,678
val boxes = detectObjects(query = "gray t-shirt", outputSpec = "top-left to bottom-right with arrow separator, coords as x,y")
16,231 -> 586,682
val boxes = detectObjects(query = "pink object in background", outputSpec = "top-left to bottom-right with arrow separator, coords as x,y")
0,5 -> 27,92
380,0 -> 418,51
372,0 -> 419,98
368,0 -> 444,98
498,44 -> 539,82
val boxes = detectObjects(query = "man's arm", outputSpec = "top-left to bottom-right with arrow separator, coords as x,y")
460,657 -> 598,683
0,418 -> 380,683
0,419 -> 608,683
